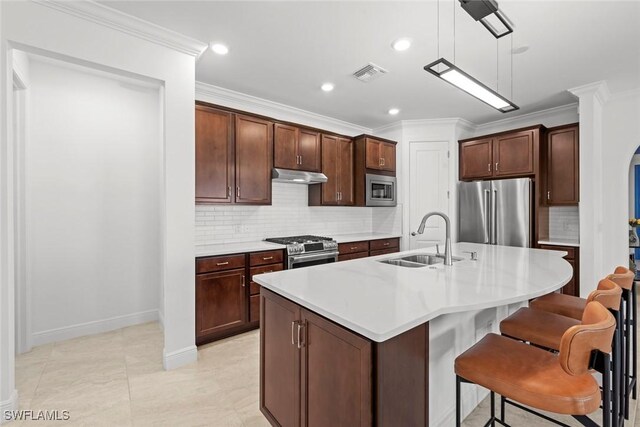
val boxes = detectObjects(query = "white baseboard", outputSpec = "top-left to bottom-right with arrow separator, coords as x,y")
31,309 -> 159,346
163,345 -> 197,370
0,389 -> 18,425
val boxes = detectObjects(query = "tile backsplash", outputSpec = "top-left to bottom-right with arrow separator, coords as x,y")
548,206 -> 580,241
195,182 -> 403,246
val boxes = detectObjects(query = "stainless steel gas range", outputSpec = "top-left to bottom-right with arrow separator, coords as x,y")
264,235 -> 338,269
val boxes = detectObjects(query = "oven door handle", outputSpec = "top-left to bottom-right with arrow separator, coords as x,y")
290,251 -> 339,264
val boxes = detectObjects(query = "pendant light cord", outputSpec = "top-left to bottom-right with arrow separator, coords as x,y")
511,34 -> 514,100
497,39 -> 499,93
437,0 -> 440,59
453,0 -> 456,63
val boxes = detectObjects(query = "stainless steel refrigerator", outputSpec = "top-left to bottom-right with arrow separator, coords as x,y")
458,178 -> 531,247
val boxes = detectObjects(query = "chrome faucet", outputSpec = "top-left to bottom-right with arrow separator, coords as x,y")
411,212 -> 453,266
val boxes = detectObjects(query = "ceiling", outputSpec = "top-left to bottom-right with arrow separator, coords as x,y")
100,1 -> 640,129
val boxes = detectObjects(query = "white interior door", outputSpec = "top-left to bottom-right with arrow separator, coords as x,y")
409,141 -> 450,250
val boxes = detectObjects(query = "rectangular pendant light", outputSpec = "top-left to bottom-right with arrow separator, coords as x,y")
424,58 -> 518,113
459,0 -> 513,39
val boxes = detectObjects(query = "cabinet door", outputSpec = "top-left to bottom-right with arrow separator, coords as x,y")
365,138 -> 382,170
493,130 -> 534,177
380,142 -> 396,172
321,135 -> 339,205
274,123 -> 298,170
562,258 -> 577,296
196,269 -> 246,340
298,129 -> 321,172
235,115 -> 273,204
260,289 -> 301,427
337,137 -> 354,205
195,106 -> 234,203
300,309 -> 372,427
547,125 -> 579,205
460,139 -> 493,180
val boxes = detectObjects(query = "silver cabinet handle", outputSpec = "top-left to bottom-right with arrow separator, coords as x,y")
382,158 -> 385,166
299,154 -> 303,164
236,186 -> 240,198
350,247 -> 358,250
488,163 -> 491,172
241,275 -> 245,287
227,186 -> 231,197
297,323 -> 304,349
262,256 -> 273,261
383,242 -> 390,246
547,191 -> 551,200
216,261 -> 229,266
291,321 -> 296,345
495,162 -> 499,172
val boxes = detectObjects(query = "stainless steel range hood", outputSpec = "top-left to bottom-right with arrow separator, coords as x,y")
272,168 -> 328,184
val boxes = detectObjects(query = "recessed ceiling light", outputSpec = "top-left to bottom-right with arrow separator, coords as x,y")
511,45 -> 530,55
391,38 -> 412,52
321,83 -> 334,92
210,43 -> 229,55
388,108 -> 400,115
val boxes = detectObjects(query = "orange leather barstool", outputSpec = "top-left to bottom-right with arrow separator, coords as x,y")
609,266 -> 636,420
455,302 -> 616,427
500,278 -> 623,426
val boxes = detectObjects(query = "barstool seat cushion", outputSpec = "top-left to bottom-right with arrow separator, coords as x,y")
455,333 -> 600,415
500,308 -> 580,350
530,293 -> 586,320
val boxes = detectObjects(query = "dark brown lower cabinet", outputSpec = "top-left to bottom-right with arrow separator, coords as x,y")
196,269 -> 246,340
260,288 -> 429,427
539,245 -> 579,296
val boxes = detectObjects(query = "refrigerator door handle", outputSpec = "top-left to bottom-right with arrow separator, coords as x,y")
492,189 -> 498,245
484,189 -> 491,244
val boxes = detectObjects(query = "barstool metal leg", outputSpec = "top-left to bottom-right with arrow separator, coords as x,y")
632,282 -> 637,399
500,395 -> 505,423
490,391 -> 495,427
604,353 -> 612,427
456,375 -> 461,427
613,317 -> 621,427
624,289 -> 632,419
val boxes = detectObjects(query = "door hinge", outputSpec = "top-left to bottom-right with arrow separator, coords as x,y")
447,150 -> 450,158
447,190 -> 450,199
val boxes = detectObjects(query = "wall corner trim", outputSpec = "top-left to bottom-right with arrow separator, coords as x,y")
0,390 -> 19,424
31,0 -> 208,58
568,80 -> 611,105
163,345 -> 198,371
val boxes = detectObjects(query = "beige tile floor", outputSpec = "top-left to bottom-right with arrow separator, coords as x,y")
7,322 -> 639,426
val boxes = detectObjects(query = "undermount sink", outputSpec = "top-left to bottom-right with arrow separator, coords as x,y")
379,253 -> 464,268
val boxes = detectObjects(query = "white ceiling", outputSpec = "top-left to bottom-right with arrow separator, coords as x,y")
101,1 -> 640,128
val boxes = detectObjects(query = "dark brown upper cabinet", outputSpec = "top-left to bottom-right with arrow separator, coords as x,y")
235,114 -> 273,205
459,127 -> 541,181
309,135 -> 354,206
274,123 -> 321,172
195,105 -> 234,203
544,124 -> 579,205
196,105 -> 273,205
362,136 -> 396,173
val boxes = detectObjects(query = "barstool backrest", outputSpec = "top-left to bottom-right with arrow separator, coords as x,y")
585,278 -> 622,311
608,266 -> 634,290
558,301 -> 616,376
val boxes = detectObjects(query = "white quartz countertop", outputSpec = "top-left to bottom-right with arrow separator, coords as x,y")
333,233 -> 402,243
538,239 -> 580,248
195,241 -> 285,257
254,242 -> 572,342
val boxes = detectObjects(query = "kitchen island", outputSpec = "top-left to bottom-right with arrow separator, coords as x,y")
254,242 -> 573,426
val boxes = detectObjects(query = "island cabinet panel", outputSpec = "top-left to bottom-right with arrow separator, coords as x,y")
459,138 -> 493,180
195,105 -> 234,204
260,288 -> 429,427
235,114 -> 273,205
301,309 -> 372,427
260,290 -> 301,427
196,269 -> 246,340
545,124 -> 579,205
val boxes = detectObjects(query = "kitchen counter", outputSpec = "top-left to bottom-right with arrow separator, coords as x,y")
254,242 -> 572,342
195,241 -> 285,257
332,232 -> 402,243
538,238 -> 580,247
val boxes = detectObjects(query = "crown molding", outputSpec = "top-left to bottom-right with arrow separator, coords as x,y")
195,81 -> 371,136
473,103 -> 578,134
32,0 -> 208,58
568,80 -> 611,105
609,86 -> 640,101
373,117 -> 475,136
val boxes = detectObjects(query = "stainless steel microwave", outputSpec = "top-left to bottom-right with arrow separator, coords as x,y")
366,174 -> 397,206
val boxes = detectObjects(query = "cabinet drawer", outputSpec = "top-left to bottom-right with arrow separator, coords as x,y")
250,250 -> 284,267
369,238 -> 399,251
249,264 -> 283,295
539,245 -> 576,260
338,251 -> 369,262
338,241 -> 369,255
370,248 -> 399,257
196,254 -> 245,274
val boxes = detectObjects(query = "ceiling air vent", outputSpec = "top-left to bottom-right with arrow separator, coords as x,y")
352,63 -> 388,83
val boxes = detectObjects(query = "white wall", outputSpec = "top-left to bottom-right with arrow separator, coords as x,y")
26,57 -> 161,345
